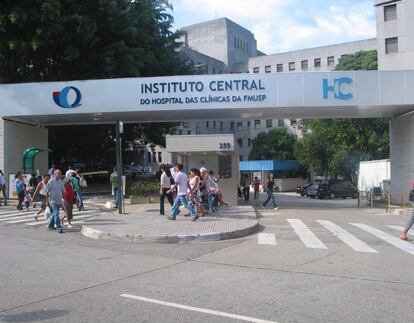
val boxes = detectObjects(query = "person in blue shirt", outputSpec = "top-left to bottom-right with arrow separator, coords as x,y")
15,172 -> 24,211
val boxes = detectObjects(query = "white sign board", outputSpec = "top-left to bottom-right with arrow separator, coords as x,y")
8,174 -> 32,199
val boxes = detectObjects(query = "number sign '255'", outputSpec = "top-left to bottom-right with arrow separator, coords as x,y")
219,143 -> 231,149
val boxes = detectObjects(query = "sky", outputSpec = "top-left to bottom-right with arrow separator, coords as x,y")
170,0 -> 377,54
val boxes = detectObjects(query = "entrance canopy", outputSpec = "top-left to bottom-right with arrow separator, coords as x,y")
0,71 -> 414,126
22,147 -> 52,173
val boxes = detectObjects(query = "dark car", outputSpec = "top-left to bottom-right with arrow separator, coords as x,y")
307,180 -> 358,199
296,183 -> 313,196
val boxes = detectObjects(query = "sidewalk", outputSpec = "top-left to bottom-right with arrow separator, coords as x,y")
81,204 -> 259,243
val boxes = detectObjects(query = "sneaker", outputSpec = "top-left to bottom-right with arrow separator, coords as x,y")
167,216 -> 176,221
58,229 -> 63,233
191,215 -> 200,222
274,207 -> 279,210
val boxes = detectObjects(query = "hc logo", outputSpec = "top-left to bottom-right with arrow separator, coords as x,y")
53,86 -> 82,108
322,77 -> 353,100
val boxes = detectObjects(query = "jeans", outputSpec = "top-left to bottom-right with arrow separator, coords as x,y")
243,187 -> 250,201
160,188 -> 173,215
1,185 -> 7,205
254,189 -> 259,200
171,195 -> 197,219
263,189 -> 277,208
208,192 -> 219,210
113,187 -> 119,207
48,203 -> 62,230
17,192 -> 24,210
404,207 -> 414,231
76,190 -> 84,209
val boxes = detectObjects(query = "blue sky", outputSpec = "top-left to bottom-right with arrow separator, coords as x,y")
170,0 -> 377,54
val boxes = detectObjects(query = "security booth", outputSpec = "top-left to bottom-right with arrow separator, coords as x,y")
166,134 -> 239,205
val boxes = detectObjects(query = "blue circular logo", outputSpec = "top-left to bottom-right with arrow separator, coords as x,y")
53,86 -> 82,109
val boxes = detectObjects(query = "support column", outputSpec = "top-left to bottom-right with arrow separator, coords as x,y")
1,118 -> 48,177
390,112 -> 414,202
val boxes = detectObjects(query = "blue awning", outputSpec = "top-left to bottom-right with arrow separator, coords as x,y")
240,160 -> 301,171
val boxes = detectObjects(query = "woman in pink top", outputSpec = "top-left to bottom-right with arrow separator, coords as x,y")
400,181 -> 414,240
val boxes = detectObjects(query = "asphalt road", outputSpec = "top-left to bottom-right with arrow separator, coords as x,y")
1,193 -> 413,323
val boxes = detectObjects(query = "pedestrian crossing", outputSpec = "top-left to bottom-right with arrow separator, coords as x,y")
0,206 -> 103,228
258,219 -> 414,256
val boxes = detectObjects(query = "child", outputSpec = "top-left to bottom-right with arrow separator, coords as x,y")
24,188 -> 31,211
253,177 -> 261,201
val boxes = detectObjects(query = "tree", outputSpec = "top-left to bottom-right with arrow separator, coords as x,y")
0,1 -> 194,165
294,50 -> 388,182
249,128 -> 296,160
335,50 -> 378,71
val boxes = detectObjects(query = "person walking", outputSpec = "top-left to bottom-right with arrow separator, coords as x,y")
242,174 -> 251,201
28,174 -> 38,208
0,170 -> 6,205
61,177 -> 75,228
166,164 -> 199,221
262,173 -> 279,210
32,174 -> 50,221
45,170 -> 66,233
15,172 -> 25,211
400,181 -> 414,240
24,188 -> 31,211
71,172 -> 79,209
188,168 -> 206,217
110,167 -> 119,208
159,165 -> 174,215
253,177 -> 261,201
76,170 -> 86,211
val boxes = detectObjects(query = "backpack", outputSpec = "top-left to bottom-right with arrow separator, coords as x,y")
79,176 -> 88,188
409,189 -> 414,202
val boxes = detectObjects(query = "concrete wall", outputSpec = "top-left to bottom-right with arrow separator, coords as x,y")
248,38 -> 377,73
390,112 -> 414,201
2,119 -> 49,178
376,0 -> 414,70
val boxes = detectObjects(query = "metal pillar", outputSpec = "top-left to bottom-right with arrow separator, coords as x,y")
115,121 -> 123,214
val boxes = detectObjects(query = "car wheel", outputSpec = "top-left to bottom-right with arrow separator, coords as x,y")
310,196 -> 315,199
329,192 -> 336,199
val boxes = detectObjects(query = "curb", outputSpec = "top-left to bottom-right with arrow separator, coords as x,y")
80,221 -> 259,244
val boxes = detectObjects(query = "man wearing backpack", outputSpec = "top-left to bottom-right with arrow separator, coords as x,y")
400,181 -> 414,241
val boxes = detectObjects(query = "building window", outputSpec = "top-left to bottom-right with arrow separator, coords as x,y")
384,4 -> 397,21
278,119 -> 285,127
314,58 -> 321,68
178,129 -> 182,135
248,138 -> 251,147
236,121 -> 243,130
230,121 -> 235,131
254,120 -> 260,129
253,67 -> 260,73
289,62 -> 295,71
234,37 -> 237,48
265,65 -> 271,73
239,155 -> 243,161
327,56 -> 335,67
237,139 -> 243,148
147,153 -> 151,164
212,67 -> 216,74
247,121 -> 251,128
158,152 -> 162,163
266,119 -> 272,128
237,38 -> 240,48
220,121 -> 223,130
213,121 -> 216,128
187,130 -> 191,135
301,60 -> 308,70
277,64 -> 283,72
385,37 -> 398,54
153,153 -> 157,163
219,155 -> 232,178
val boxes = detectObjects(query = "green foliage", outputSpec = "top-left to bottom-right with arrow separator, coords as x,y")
335,50 -> 378,71
127,179 -> 159,197
0,0 -> 193,83
295,119 -> 389,181
249,128 -> 296,160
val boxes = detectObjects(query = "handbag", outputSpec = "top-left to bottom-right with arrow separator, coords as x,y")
44,206 -> 52,219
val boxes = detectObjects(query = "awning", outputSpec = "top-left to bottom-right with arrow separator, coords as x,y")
240,160 -> 301,172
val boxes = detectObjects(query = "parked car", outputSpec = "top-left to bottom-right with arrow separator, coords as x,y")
307,180 -> 358,199
296,183 -> 313,196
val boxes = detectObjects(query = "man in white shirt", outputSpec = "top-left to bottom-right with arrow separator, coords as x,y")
167,163 -> 198,221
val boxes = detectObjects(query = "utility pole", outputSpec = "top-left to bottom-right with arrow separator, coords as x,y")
115,121 -> 123,214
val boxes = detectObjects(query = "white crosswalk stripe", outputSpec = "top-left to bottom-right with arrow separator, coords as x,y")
258,233 -> 277,246
0,205 -> 104,227
317,220 -> 378,253
287,219 -> 328,249
350,223 -> 414,256
385,225 -> 414,237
